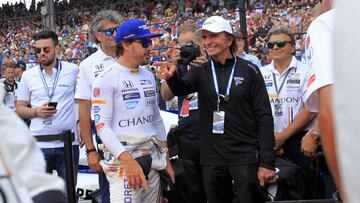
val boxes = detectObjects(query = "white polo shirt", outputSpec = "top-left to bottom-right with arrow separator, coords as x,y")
16,60 -> 78,149
304,9 -> 335,112
261,56 -> 310,132
1,88 -> 65,200
75,48 -> 115,101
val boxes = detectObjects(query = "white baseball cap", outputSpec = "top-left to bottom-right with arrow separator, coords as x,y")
195,15 -> 233,36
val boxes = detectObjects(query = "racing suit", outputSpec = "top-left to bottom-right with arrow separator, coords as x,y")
92,63 -> 167,203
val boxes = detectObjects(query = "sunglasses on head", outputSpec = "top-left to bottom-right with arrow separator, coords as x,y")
267,40 -> 292,49
34,46 -> 52,54
101,27 -> 118,36
132,38 -> 153,48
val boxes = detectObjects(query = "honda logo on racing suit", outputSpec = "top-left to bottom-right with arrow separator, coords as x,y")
122,80 -> 134,88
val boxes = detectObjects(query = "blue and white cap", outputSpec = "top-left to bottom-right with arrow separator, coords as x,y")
114,19 -> 163,44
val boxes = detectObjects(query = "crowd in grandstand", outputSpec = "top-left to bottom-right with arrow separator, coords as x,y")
3,0 -> 355,202
0,0 -> 319,76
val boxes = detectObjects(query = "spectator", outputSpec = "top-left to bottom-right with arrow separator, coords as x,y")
0,87 -> 67,203
161,22 -> 207,203
14,60 -> 26,82
15,30 -> 79,185
75,10 -> 122,203
156,16 -> 276,203
1,65 -> 17,111
234,31 -> 262,68
261,25 -> 318,198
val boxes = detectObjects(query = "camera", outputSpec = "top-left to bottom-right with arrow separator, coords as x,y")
178,41 -> 200,66
148,65 -> 159,72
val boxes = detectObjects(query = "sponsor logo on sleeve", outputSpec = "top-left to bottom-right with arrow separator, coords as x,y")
125,101 -> 139,110
94,114 -> 100,123
123,92 -> 141,100
92,99 -> 106,104
307,74 -> 316,87
144,90 -> 155,97
93,87 -> 100,97
96,122 -> 105,133
93,105 -> 101,113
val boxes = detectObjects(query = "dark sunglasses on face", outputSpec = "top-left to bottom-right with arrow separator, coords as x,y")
267,40 -> 292,49
34,46 -> 51,54
133,39 -> 153,48
101,27 -> 118,36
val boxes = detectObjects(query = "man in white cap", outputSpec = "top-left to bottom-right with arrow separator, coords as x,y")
156,15 -> 276,203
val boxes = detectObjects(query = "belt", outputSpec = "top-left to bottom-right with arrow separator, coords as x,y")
35,131 -> 75,142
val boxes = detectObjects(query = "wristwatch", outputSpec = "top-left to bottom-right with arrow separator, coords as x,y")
86,147 -> 97,155
311,130 -> 321,143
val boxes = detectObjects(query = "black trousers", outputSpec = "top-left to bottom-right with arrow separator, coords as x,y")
166,134 -> 206,203
33,190 -> 66,203
202,164 -> 266,203
282,131 -> 337,199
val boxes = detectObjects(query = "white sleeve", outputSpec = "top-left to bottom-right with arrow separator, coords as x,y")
15,72 -> 30,102
92,73 -> 126,158
152,77 -> 167,141
305,18 -> 334,112
75,62 -> 91,100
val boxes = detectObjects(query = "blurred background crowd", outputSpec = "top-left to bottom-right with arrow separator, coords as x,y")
0,0 -> 320,76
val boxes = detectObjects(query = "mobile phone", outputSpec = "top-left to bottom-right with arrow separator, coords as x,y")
48,102 -> 58,109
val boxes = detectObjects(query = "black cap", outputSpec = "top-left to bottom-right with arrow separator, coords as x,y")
16,61 -> 26,71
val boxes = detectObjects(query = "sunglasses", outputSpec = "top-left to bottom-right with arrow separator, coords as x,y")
267,40 -> 292,49
101,27 -> 118,36
132,39 -> 153,48
34,46 -> 52,54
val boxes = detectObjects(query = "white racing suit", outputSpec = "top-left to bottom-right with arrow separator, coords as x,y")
99,134 -> 167,202
91,64 -> 168,202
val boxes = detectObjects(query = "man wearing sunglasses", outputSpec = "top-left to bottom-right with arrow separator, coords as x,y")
15,30 -> 79,184
261,25 -> 317,199
156,15 -> 276,203
91,19 -> 174,202
74,10 -> 122,203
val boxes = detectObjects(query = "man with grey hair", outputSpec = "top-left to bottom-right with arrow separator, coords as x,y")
261,25 -> 317,198
75,10 -> 121,203
157,15 -> 276,203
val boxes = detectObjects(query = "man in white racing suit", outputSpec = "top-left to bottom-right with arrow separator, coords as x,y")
92,19 -> 174,202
